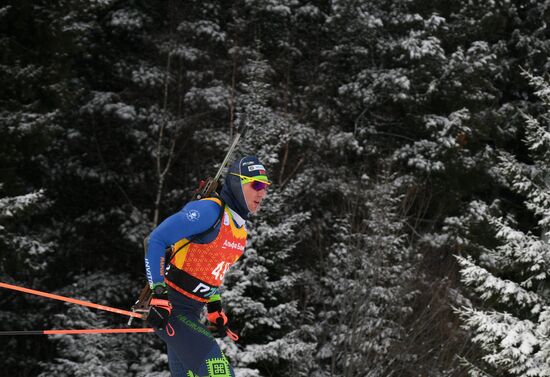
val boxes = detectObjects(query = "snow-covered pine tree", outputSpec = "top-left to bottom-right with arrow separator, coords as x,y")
311,169 -> 416,377
9,1 -> 178,373
0,3 -> 64,372
0,189 -> 51,279
0,188 -> 54,375
343,1 -> 550,374
457,72 -> 550,377
313,1 -> 483,374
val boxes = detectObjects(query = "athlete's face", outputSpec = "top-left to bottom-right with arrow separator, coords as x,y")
242,181 -> 268,213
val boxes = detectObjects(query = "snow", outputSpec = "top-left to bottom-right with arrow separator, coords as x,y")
0,190 -> 45,218
110,9 -> 144,31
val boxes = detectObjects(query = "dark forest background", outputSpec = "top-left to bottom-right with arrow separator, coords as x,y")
1,1 -> 550,376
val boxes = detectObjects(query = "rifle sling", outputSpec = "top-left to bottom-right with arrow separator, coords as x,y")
167,197 -> 226,262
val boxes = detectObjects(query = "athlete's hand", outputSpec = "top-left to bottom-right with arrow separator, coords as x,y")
206,300 -> 239,341
147,293 -> 172,330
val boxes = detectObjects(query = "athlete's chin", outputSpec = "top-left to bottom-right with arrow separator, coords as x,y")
248,202 -> 261,213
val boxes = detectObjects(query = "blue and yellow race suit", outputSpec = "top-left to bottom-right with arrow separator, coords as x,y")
145,197 -> 247,377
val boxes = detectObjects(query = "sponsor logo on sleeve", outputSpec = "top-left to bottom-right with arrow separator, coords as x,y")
145,259 -> 153,282
159,256 -> 165,276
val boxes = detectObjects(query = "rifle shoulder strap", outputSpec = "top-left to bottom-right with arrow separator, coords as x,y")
167,197 -> 226,261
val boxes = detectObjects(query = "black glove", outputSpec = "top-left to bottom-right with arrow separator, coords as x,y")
147,290 -> 172,330
206,300 -> 239,341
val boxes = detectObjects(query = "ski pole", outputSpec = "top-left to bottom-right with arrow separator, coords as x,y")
0,328 -> 154,336
0,282 -> 144,319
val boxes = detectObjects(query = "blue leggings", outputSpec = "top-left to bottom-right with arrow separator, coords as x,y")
154,292 -> 235,377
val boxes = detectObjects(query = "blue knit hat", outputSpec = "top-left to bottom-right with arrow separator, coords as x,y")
219,156 -> 269,220
231,156 -> 270,183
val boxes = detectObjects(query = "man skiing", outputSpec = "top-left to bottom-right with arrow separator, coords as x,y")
144,156 -> 270,377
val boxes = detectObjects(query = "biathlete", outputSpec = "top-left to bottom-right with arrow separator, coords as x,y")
144,156 -> 270,377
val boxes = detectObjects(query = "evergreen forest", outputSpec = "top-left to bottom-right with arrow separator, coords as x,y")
1,1 -> 550,376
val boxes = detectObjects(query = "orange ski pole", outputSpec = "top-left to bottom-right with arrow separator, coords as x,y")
0,328 -> 154,335
0,282 -> 143,319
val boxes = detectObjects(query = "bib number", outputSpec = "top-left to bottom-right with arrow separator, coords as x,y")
211,261 -> 231,281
